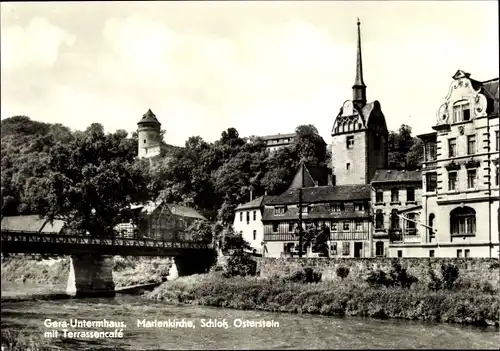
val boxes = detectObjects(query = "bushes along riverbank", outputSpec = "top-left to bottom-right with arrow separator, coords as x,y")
146,265 -> 500,327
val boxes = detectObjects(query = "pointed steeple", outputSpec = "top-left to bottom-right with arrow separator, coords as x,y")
352,18 -> 367,107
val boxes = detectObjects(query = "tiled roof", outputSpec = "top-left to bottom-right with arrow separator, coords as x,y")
266,184 -> 371,205
138,109 -> 161,125
371,169 -> 422,183
260,133 -> 296,140
235,196 -> 272,210
481,78 -> 499,115
1,215 -> 65,233
166,203 -> 207,220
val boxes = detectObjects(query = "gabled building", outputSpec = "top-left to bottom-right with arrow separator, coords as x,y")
370,169 -> 423,257
415,70 -> 499,258
115,201 -> 207,241
261,163 -> 372,258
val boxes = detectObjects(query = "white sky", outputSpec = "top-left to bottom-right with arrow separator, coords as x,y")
1,1 -> 498,146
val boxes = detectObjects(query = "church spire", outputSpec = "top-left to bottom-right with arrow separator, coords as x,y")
352,18 -> 367,107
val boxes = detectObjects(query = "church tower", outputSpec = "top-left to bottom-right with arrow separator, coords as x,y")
137,109 -> 162,159
330,19 -> 388,185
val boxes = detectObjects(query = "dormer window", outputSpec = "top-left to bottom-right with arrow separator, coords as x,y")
355,203 -> 365,211
330,203 -> 343,212
274,206 -> 287,215
300,206 -> 309,214
452,100 -> 471,123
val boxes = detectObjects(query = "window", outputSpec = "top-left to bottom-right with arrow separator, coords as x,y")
253,230 -> 257,241
391,211 -> 400,230
274,207 -> 286,215
375,211 -> 384,229
355,204 -> 364,211
457,249 -> 462,258
288,222 -> 294,232
450,206 -> 476,236
343,222 -> 350,231
300,206 -> 309,214
406,188 -> 415,202
448,138 -> 457,157
448,172 -> 457,191
346,163 -> 350,170
347,136 -> 354,149
452,102 -> 470,122
467,169 -> 477,189
331,242 -> 338,255
496,168 -> 499,186
397,250 -> 403,258
342,242 -> 350,256
246,211 -> 250,223
426,173 -> 437,192
253,211 -> 256,221
375,242 -> 384,257
143,139 -> 147,144
496,131 -> 499,151
467,135 -> 476,155
406,213 -> 416,232
428,214 -> 435,237
240,212 -> 243,222
429,250 -> 435,258
391,188 -> 399,203
355,221 -> 362,230
330,203 -> 343,212
331,221 -> 338,231
272,223 -> 279,232
464,249 -> 470,258
376,190 -> 383,203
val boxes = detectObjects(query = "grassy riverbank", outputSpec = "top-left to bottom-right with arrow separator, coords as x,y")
146,272 -> 500,327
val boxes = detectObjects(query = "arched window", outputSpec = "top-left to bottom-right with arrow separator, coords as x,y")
450,207 -> 476,236
341,123 -> 346,133
348,121 -> 354,131
428,213 -> 435,237
375,210 -> 384,229
375,241 -> 384,257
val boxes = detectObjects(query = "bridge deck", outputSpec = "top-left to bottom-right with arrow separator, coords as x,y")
1,231 -> 214,256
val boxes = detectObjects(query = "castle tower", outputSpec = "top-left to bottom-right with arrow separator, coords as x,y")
137,109 -> 162,159
330,19 -> 388,185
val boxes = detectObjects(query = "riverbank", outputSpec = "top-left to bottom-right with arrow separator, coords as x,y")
145,272 -> 500,327
1,255 -> 172,288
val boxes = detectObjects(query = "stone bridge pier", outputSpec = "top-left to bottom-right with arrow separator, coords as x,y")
66,250 -> 217,297
66,254 -> 116,298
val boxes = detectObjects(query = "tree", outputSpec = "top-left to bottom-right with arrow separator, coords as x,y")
292,124 -> 327,166
312,224 -> 330,257
186,220 -> 213,244
388,124 -> 423,170
37,125 -> 152,237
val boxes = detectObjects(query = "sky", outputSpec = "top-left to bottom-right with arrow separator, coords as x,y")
1,1 -> 499,146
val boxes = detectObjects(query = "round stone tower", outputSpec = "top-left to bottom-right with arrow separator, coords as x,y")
137,109 -> 162,158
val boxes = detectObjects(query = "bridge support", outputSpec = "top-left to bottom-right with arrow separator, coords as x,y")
174,250 -> 216,277
66,255 -> 115,298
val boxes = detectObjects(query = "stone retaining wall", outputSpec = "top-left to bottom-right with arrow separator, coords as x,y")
255,257 -> 500,284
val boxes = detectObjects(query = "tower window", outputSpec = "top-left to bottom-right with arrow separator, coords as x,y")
143,139 -> 147,144
346,136 -> 354,149
346,163 -> 350,170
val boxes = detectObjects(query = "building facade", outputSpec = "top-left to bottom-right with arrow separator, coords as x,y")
371,170 -> 423,257
233,196 -> 270,255
410,70 -> 499,258
260,133 -> 296,152
331,20 -> 389,186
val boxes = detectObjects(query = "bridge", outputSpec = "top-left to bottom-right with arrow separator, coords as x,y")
1,230 -> 216,298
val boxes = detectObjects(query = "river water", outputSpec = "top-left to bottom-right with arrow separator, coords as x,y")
1,294 -> 499,350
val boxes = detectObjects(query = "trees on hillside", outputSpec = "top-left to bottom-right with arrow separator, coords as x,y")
37,124 -> 152,237
388,124 -> 424,170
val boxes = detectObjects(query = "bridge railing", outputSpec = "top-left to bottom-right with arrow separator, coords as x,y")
0,230 -> 213,250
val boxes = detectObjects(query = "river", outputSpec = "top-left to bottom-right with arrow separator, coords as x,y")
1,294 -> 499,350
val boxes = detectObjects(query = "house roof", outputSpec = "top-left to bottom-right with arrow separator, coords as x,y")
481,78 -> 499,115
266,184 -> 371,206
371,169 -> 422,183
260,133 -> 296,141
1,215 -> 65,233
235,195 -> 276,210
131,201 -> 207,220
262,207 -> 370,221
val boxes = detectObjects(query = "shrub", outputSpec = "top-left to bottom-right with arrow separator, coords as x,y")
336,266 -> 350,280
365,269 -> 392,287
222,253 -> 257,278
428,262 -> 460,291
365,261 -> 417,289
282,267 -> 322,284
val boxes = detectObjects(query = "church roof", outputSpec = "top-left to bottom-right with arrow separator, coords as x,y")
371,169 -> 422,183
138,109 -> 161,125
